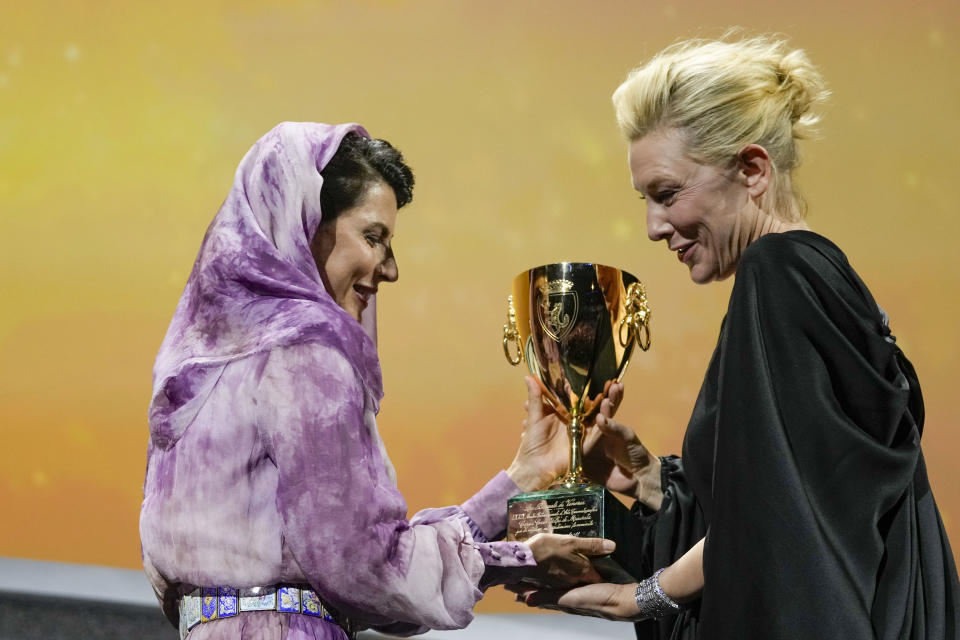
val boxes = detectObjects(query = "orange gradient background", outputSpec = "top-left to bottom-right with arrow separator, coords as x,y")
1,0 -> 958,614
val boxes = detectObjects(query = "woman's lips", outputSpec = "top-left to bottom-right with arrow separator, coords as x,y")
353,284 -> 376,308
676,243 -> 695,263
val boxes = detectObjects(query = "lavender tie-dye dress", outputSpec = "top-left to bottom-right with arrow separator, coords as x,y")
139,123 -> 534,639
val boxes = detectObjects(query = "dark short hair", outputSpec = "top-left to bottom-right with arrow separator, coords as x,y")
319,132 -> 415,220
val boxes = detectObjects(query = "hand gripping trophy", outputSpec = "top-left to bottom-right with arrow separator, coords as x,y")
502,262 -> 651,582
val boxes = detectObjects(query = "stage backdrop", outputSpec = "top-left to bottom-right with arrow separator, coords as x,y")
1,0 -> 957,614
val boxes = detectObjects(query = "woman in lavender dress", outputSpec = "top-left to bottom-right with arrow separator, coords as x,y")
140,122 -> 613,640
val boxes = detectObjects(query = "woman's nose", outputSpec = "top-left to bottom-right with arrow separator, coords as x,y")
378,255 -> 399,283
646,205 -> 673,242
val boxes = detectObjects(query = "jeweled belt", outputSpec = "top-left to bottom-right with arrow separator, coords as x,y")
177,584 -> 357,639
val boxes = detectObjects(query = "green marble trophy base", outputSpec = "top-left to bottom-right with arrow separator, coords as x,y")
506,484 -> 640,583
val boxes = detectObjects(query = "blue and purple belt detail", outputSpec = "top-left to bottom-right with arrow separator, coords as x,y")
178,585 -> 348,639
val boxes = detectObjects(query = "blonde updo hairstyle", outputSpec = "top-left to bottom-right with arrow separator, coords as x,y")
612,34 -> 829,220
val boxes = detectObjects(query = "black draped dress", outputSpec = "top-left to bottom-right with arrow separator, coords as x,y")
628,231 -> 959,640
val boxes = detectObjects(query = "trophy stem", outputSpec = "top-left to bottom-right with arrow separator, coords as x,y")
558,414 -> 587,488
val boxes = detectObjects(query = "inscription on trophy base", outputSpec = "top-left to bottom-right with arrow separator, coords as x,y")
508,488 -> 602,538
507,485 -> 639,583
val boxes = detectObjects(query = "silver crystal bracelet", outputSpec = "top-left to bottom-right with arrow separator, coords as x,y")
634,568 -> 681,619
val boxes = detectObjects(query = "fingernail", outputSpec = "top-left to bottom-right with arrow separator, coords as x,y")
602,540 -> 616,553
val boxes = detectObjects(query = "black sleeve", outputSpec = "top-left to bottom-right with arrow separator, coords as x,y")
630,457 -> 705,640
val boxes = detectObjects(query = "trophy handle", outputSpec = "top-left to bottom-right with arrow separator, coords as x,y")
619,282 -> 652,352
503,295 -> 524,365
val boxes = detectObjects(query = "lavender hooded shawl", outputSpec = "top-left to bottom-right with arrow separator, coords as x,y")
140,123 -> 532,640
149,122 -> 382,445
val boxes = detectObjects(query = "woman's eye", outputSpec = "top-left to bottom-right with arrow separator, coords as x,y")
364,233 -> 381,246
655,190 -> 677,205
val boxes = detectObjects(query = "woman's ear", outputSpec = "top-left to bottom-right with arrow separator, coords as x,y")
737,144 -> 772,199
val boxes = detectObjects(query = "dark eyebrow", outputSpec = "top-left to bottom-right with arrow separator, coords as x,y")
365,222 -> 390,236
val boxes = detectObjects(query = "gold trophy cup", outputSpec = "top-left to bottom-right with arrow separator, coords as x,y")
502,262 -> 651,582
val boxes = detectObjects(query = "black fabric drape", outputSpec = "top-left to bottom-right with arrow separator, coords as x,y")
628,231 -> 959,640
628,457 -> 705,640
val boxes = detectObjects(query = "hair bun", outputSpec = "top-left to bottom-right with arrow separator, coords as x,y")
612,33 -> 829,220
776,48 -> 830,134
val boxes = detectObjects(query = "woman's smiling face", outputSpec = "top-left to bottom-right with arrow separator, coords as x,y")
629,129 -> 754,284
310,180 -> 399,321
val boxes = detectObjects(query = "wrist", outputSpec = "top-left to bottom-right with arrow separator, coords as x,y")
634,568 -> 681,620
506,461 -> 550,493
635,456 -> 663,510
656,564 -> 698,605
616,583 -> 639,617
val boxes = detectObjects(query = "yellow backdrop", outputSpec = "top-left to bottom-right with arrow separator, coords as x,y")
1,0 -> 957,614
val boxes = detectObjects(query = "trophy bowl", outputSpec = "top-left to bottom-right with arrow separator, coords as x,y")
502,262 -> 651,582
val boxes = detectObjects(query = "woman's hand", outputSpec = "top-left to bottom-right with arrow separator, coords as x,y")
517,537 -> 705,619
508,377 -> 629,493
522,533 -> 615,588
582,398 -> 663,510
506,377 -> 573,492
516,581 -> 640,620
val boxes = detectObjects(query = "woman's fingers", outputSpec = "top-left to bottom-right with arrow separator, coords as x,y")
513,585 -> 599,617
529,533 -> 614,558
599,398 -> 613,421
583,423 -> 604,453
595,414 -> 638,443
594,414 -> 616,436
607,382 -> 623,415
598,383 -> 622,420
526,534 -> 615,587
521,582 -> 639,621
524,376 -> 544,423
566,536 -> 615,557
